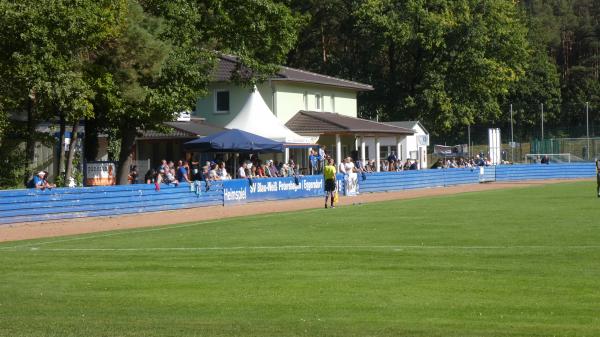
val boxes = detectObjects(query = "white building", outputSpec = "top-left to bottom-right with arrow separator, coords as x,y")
195,55 -> 414,171
383,121 -> 430,169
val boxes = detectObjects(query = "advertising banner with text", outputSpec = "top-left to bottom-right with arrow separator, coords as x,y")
223,176 -> 327,206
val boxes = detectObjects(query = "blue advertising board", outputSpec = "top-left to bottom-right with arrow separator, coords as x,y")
222,176 -> 327,206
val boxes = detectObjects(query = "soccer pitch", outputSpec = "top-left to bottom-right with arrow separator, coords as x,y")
1,181 -> 599,337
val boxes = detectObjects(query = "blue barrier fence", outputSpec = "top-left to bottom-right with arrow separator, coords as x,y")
0,182 -> 223,224
0,164 -> 595,224
495,163 -> 595,181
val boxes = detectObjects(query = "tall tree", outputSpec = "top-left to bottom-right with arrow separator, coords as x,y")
286,0 -> 530,143
88,0 -> 303,184
0,0 -> 124,187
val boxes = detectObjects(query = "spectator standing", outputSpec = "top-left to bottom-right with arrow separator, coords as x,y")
309,149 -> 319,175
387,151 -> 397,171
338,160 -> 346,175
323,158 -> 337,208
596,159 -> 600,198
318,146 -> 326,173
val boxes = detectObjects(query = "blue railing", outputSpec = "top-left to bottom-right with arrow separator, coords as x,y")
0,164 -> 595,224
0,182 -> 223,224
495,163 -> 595,181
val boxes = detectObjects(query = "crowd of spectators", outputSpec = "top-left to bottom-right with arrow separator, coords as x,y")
429,154 -> 516,169
141,156 -> 304,188
134,149 -> 523,189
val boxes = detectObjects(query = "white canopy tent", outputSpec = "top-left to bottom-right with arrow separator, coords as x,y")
225,87 -> 317,145
224,87 -> 318,172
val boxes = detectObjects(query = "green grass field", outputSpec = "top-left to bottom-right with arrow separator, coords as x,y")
1,181 -> 599,337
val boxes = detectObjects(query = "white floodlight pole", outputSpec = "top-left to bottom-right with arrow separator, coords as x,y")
586,101 -> 590,160
467,124 -> 471,157
510,104 -> 514,163
541,103 -> 544,142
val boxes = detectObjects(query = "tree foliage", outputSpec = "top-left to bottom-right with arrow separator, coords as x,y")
288,0 -> 530,141
0,0 -> 125,187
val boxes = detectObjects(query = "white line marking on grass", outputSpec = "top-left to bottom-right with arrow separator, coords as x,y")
0,219 -> 226,251
8,244 -> 600,252
0,209 -> 326,251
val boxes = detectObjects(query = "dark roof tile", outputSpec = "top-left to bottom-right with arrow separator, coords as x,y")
286,111 -> 414,135
214,55 -> 373,91
139,121 -> 225,139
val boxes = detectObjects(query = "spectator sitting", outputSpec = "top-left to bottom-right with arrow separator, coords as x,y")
217,161 -> 230,179
266,160 -> 279,177
250,165 -> 258,178
431,159 -> 443,169
395,159 -> 403,171
288,160 -> 300,176
145,169 -> 156,184
128,165 -> 138,184
256,161 -> 266,177
364,160 -> 374,173
244,161 -> 253,178
176,160 -> 191,183
208,164 -> 219,180
409,160 -> 418,170
29,171 -> 55,190
381,160 -> 389,172
280,163 -> 290,177
238,162 -> 247,178
162,168 -> 179,186
29,171 -> 45,189
191,165 -> 207,181
158,159 -> 169,172
541,155 -> 549,164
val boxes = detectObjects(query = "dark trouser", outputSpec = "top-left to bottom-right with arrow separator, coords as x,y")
324,179 -> 336,205
597,173 -> 600,196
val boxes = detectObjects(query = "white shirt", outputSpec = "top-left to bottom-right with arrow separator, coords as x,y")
218,167 -> 228,179
344,162 -> 355,173
338,162 -> 346,174
238,167 -> 246,178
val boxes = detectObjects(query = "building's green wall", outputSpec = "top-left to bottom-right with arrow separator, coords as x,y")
195,82 -> 272,127
194,81 -> 359,127
273,82 -> 357,123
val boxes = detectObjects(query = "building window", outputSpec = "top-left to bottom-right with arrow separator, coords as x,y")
330,94 -> 335,112
380,145 -> 388,160
214,90 -> 229,114
303,91 -> 308,110
315,93 -> 322,111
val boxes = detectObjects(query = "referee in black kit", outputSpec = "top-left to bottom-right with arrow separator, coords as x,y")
597,159 -> 600,197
